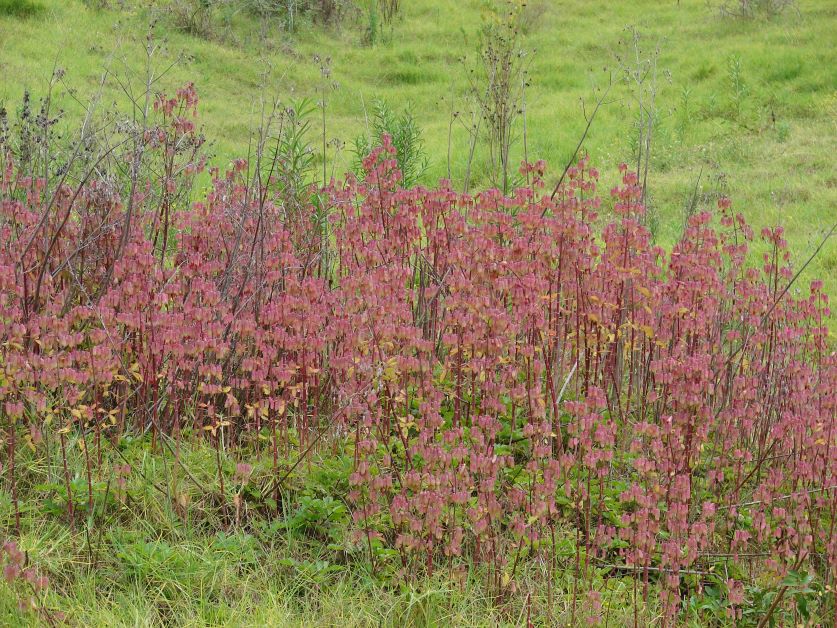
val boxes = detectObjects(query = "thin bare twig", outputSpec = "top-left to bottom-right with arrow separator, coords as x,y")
545,76 -> 614,213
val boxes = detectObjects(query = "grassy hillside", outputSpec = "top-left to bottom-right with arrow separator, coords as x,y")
1,0 -> 835,302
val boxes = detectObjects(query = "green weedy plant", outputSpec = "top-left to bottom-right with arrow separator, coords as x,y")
719,0 -> 798,19
675,85 -> 693,144
81,0 -> 125,9
313,0 -> 347,25
464,0 -> 532,193
359,0 -> 400,45
275,0 -> 352,33
166,0 -> 218,38
378,0 -> 399,25
0,0 -> 43,18
728,54 -> 749,121
739,570 -> 824,627
283,495 -> 349,541
361,0 -> 380,46
353,99 -> 429,187
0,78 -> 64,185
243,0 -> 284,40
775,120 -> 790,143
615,26 -> 670,207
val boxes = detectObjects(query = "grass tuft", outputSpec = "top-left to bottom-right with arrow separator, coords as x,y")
0,0 -> 42,18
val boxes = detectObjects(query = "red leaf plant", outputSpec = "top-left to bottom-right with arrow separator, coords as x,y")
0,87 -> 834,624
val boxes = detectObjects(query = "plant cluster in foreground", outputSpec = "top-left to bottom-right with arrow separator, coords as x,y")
0,84 -> 835,625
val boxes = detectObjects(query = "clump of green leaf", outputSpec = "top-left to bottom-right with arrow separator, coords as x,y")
354,99 -> 429,187
0,0 -> 43,18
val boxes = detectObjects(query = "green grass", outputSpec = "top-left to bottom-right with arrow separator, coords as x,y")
0,0 -> 43,19
1,427 -> 829,625
0,3 -> 835,617
0,433 -> 657,626
0,1 -> 835,312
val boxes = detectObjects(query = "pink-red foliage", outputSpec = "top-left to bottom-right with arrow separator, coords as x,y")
0,87 -> 835,622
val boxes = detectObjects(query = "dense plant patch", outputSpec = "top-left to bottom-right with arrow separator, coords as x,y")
0,0 -> 43,18
0,83 -> 835,625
